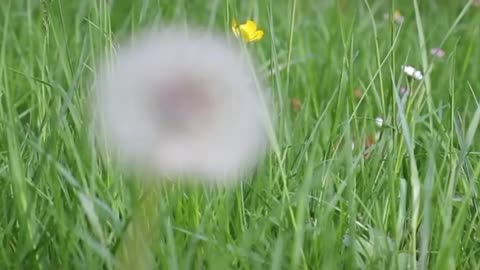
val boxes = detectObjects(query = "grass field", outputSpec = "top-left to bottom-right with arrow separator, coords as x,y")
2,0 -> 480,269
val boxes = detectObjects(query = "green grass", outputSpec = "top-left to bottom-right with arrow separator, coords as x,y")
1,0 -> 480,269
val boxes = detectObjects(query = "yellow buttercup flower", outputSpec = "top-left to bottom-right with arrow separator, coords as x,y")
232,19 -> 264,43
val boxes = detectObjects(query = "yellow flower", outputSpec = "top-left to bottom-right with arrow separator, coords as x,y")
232,19 -> 264,43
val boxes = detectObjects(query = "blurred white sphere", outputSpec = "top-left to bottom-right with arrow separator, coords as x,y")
93,28 -> 272,184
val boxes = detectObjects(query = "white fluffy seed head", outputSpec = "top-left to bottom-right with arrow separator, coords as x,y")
92,28 -> 273,185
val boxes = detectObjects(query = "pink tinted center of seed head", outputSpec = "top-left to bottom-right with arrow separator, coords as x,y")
151,77 -> 214,134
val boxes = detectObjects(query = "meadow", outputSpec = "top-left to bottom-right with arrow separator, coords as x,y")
1,0 -> 480,269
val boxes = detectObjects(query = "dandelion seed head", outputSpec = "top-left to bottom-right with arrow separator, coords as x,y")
93,28 -> 272,184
